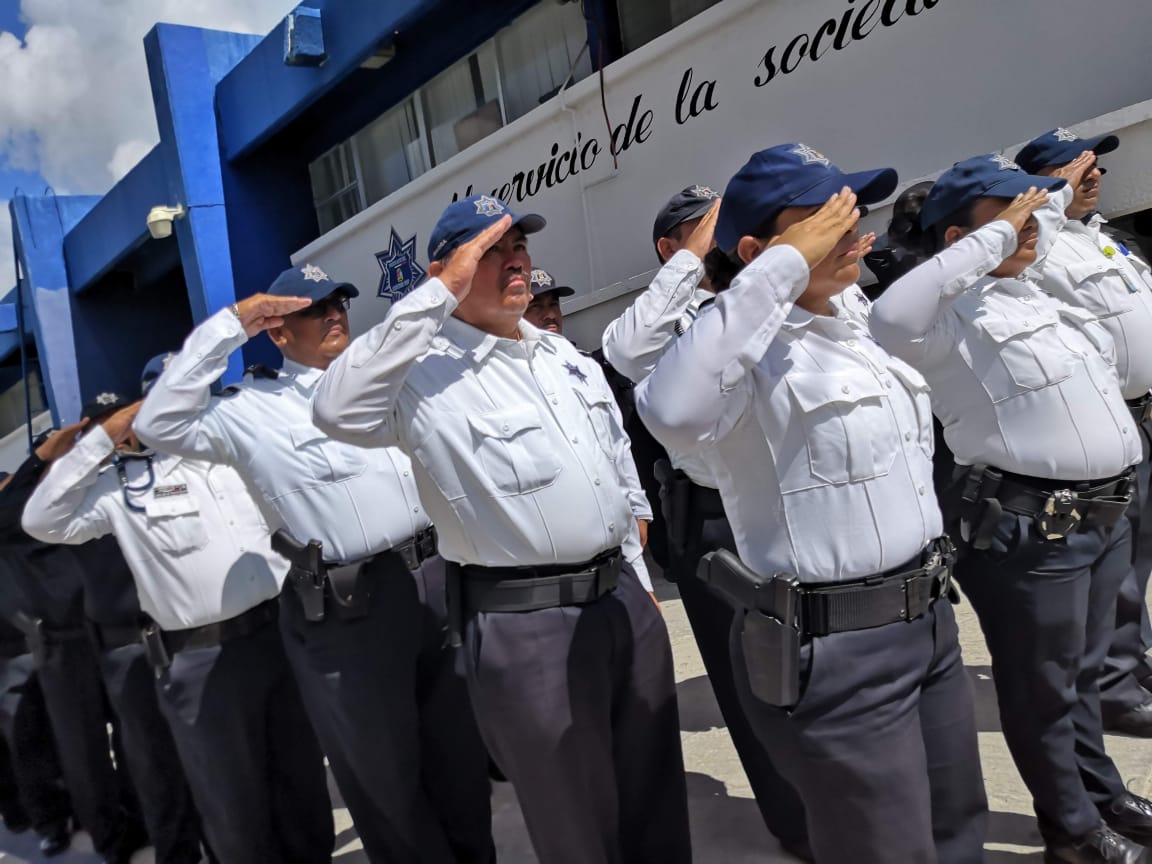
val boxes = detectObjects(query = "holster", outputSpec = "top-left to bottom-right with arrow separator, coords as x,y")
698,550 -> 802,708
958,465 -> 1004,552
141,622 -> 171,672
445,563 -> 463,649
272,529 -> 328,623
324,562 -> 375,621
655,459 -> 695,569
11,613 -> 46,669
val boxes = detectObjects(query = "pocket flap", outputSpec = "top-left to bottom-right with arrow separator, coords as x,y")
785,370 -> 887,413
886,362 -> 931,394
977,310 -> 1057,343
289,424 -> 328,449
1065,258 -> 1121,284
467,406 -> 544,440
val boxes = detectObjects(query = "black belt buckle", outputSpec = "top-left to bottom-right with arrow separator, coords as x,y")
416,528 -> 437,564
141,622 -> 171,672
395,541 -> 420,571
291,568 -> 327,623
1037,489 -> 1081,540
594,554 -> 620,597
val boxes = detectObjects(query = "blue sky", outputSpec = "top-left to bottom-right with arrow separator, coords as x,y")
0,0 -> 46,204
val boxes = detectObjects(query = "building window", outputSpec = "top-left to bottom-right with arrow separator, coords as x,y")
496,0 -> 592,123
355,97 -> 428,206
616,0 -> 722,52
421,44 -> 504,167
308,141 -> 364,234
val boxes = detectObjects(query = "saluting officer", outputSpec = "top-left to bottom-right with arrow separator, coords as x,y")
602,186 -> 810,860
1015,129 -> 1152,737
134,267 -> 493,864
522,267 -> 573,334
636,144 -> 988,864
21,356 -> 333,864
872,153 -> 1152,864
312,195 -> 691,864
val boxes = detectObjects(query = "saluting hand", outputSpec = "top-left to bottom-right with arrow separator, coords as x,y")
770,187 -> 861,270
995,187 -> 1051,237
427,216 -> 513,302
100,402 -> 143,448
233,294 -> 313,337
683,198 -> 721,260
1050,151 -> 1097,189
34,420 -> 89,463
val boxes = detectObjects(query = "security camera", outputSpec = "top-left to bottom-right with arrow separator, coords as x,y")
146,204 -> 185,240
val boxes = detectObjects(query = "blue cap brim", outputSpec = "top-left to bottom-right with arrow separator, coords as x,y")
302,281 -> 360,303
790,166 -> 900,209
531,285 -> 574,298
511,213 -> 546,236
983,173 -> 1067,201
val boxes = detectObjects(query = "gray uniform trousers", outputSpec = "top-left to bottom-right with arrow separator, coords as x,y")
279,553 -> 494,864
155,611 -> 333,864
731,595 -> 987,864
956,506 -> 1131,842
461,562 -> 692,864
1100,421 -> 1152,718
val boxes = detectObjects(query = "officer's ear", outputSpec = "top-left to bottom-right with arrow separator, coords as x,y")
266,325 -> 289,350
943,225 -> 969,248
736,235 -> 769,265
656,236 -> 678,264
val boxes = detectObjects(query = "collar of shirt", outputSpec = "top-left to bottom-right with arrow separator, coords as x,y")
439,315 -> 547,364
779,299 -> 859,337
278,358 -> 324,391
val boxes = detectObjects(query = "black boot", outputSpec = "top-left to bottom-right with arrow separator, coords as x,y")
1105,794 -> 1152,846
1045,825 -> 1151,863
37,817 -> 72,857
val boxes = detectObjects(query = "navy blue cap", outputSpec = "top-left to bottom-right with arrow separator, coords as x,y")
140,352 -> 177,397
715,143 -> 898,252
921,154 -> 1066,230
529,268 -> 574,298
427,194 -> 545,262
1015,127 -> 1119,175
267,263 -> 359,303
652,184 -> 721,249
81,391 -> 131,421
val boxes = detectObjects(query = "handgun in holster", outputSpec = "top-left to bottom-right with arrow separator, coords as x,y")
141,622 -> 171,672
655,459 -> 694,566
698,549 -> 802,709
958,465 -> 1003,552
444,563 -> 464,649
11,612 -> 46,668
272,529 -> 327,623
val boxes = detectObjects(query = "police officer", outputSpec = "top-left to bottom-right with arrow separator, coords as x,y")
602,186 -> 811,859
522,267 -> 573,334
638,145 -> 987,864
312,195 -> 691,864
0,425 -> 147,862
134,268 -> 493,864
21,357 -> 333,864
872,152 -> 1152,863
1015,129 -> 1152,736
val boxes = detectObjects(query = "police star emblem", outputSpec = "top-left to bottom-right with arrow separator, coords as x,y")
474,195 -> 506,217
563,362 -> 588,384
791,144 -> 830,167
375,228 -> 427,303
301,264 -> 329,283
531,269 -> 553,288
990,154 -> 1021,171
1054,128 -> 1079,142
95,392 -> 119,406
689,185 -> 719,200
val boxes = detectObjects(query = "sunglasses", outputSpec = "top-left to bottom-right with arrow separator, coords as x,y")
295,294 -> 351,319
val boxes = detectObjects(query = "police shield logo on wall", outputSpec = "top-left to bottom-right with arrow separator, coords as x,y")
375,228 -> 427,302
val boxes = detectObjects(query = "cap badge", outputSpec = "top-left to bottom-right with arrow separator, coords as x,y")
301,264 -> 329,283
1054,128 -> 1079,142
563,361 -> 588,384
161,353 -> 175,369
990,154 -> 1021,171
791,144 -> 831,167
474,195 -> 506,217
531,269 -> 553,287
688,185 -> 720,200
95,392 -> 119,406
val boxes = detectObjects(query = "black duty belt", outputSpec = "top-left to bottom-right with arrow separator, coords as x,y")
160,598 -> 278,656
10,613 -> 88,668
1127,393 -> 1152,426
87,620 -> 144,652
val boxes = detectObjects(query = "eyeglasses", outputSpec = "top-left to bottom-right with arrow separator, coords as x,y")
296,295 -> 351,319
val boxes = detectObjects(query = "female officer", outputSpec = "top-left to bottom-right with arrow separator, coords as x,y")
872,153 -> 1152,864
637,143 -> 987,864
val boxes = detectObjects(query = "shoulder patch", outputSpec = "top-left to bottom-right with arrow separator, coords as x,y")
215,385 -> 242,398
244,364 -> 279,380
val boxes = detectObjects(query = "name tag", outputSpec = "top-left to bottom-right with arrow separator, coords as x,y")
154,484 -> 189,499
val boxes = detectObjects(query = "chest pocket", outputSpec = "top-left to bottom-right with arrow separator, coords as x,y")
1064,259 -> 1134,317
783,370 -> 898,492
571,386 -> 619,461
971,312 -> 1074,402
288,425 -> 367,486
887,363 -> 935,460
1057,306 -> 1117,367
467,406 -> 562,497
142,493 -> 208,556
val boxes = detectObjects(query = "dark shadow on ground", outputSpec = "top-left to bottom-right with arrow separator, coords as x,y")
678,673 -> 726,733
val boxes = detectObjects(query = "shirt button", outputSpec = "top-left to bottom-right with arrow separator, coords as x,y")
403,470 -> 410,477
394,323 -> 403,331
572,437 -> 579,444
918,486 -> 925,496
413,506 -> 420,513
594,479 -> 601,486
608,523 -> 615,531
885,380 -> 893,389
846,339 -> 857,347
841,385 -> 850,394
1123,428 -> 1130,435
552,398 -> 559,405
1103,388 -> 1110,395
905,431 -> 912,442
1023,319 -> 1031,327
502,423 -> 510,432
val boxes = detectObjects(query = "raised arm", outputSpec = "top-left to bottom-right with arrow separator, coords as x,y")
313,217 -> 512,448
0,422 -> 87,543
601,201 -> 719,383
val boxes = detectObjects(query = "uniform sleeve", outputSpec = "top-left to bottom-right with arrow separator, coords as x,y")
869,220 -> 1019,367
583,361 -> 653,521
134,309 -> 246,463
622,529 -> 653,592
1033,184 -> 1073,265
21,426 -> 115,546
0,453 -> 47,543
636,244 -> 810,454
1032,232 -> 1084,309
601,250 -> 705,384
312,278 -> 458,448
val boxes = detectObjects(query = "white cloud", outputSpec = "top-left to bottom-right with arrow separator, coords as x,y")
0,0 -> 296,193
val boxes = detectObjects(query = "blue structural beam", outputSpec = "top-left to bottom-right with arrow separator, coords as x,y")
217,0 -> 437,159
10,195 -> 101,423
63,146 -> 166,294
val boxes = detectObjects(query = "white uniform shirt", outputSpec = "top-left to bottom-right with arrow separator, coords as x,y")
21,426 -> 285,631
602,250 -> 721,488
870,220 -> 1141,480
311,279 -> 653,590
636,245 -> 942,584
1036,216 -> 1152,399
134,309 -> 430,564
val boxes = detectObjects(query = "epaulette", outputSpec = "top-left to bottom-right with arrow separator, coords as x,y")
216,385 -> 242,398
244,364 -> 280,380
